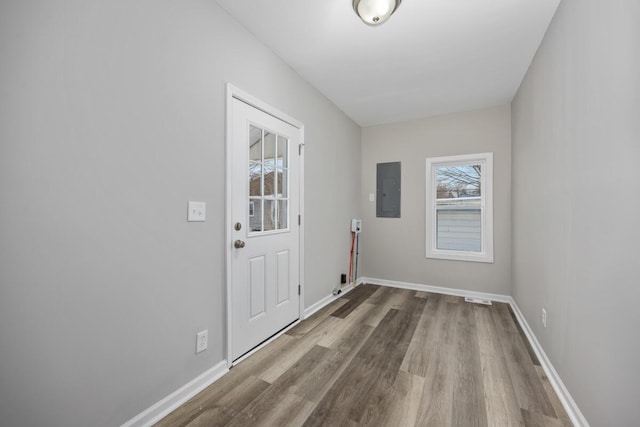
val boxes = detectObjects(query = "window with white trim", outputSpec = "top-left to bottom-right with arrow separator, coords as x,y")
426,153 -> 493,263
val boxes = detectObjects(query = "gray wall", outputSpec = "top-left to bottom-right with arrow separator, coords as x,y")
360,105 -> 511,295
511,0 -> 640,425
0,1 -> 360,426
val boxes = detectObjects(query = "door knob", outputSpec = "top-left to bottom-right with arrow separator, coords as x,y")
234,240 -> 246,249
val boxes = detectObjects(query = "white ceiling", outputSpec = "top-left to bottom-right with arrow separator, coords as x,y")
215,0 -> 561,127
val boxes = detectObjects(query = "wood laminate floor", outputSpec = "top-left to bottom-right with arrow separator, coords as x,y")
156,284 -> 572,427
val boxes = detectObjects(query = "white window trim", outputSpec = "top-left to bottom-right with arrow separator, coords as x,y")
425,152 -> 494,263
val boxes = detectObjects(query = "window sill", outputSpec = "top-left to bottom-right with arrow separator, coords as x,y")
426,250 -> 494,263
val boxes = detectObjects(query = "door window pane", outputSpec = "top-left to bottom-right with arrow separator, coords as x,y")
277,135 -> 288,168
249,163 -> 262,197
278,200 -> 288,229
276,168 -> 287,198
263,199 -> 276,232
264,132 -> 276,168
264,171 -> 276,198
249,198 -> 263,232
249,126 -> 262,162
248,125 -> 290,234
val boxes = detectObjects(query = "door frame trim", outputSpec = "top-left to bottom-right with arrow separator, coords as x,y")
225,83 -> 305,367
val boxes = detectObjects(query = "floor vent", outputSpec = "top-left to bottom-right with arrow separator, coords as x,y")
464,297 -> 492,305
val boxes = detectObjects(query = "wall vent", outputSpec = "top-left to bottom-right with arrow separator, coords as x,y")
464,297 -> 492,305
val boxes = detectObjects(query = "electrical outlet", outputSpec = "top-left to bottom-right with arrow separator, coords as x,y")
542,308 -> 547,328
196,330 -> 208,353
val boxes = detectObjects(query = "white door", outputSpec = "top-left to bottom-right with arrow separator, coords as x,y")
230,98 -> 301,361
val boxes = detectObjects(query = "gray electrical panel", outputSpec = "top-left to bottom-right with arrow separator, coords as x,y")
376,162 -> 401,218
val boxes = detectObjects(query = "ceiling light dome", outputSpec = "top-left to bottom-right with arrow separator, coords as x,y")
353,0 -> 402,26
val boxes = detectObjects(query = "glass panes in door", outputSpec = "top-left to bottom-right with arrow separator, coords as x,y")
248,125 -> 289,233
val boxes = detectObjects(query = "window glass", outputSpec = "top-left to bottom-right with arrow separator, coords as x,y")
435,164 -> 482,252
247,125 -> 289,234
426,153 -> 493,263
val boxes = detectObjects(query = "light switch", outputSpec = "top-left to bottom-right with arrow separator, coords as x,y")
368,193 -> 375,202
187,201 -> 206,222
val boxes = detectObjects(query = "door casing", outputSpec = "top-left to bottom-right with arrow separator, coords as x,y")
225,83 -> 305,367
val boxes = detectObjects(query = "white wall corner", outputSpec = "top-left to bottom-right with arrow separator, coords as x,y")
508,299 -> 590,427
302,278 -> 364,319
360,277 -> 588,426
121,360 -> 228,427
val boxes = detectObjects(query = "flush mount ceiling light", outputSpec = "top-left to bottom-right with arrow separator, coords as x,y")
353,0 -> 402,26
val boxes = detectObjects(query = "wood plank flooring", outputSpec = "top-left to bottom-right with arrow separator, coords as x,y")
156,284 -> 571,427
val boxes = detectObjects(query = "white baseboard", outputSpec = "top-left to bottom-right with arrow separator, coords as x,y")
302,278 -> 364,319
303,293 -> 340,319
508,299 -> 589,427
124,277 -> 587,427
360,276 -> 587,427
125,280 -> 364,427
359,276 -> 512,304
121,360 -> 228,427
